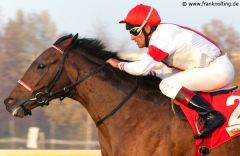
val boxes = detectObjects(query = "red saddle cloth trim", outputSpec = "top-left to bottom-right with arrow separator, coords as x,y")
179,91 -> 240,156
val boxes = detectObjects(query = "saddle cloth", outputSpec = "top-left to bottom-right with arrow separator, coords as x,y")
179,90 -> 240,156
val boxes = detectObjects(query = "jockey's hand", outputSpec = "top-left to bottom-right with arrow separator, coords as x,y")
106,58 -> 120,68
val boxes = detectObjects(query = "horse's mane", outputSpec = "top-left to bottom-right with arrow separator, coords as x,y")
73,37 -> 161,90
52,35 -> 161,91
76,38 -> 118,60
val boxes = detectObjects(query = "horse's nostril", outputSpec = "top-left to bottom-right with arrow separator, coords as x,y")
4,97 -> 15,105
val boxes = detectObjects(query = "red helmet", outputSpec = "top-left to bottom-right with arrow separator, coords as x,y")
119,4 -> 161,26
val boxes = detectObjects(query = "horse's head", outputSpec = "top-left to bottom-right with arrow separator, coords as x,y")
4,34 -> 79,118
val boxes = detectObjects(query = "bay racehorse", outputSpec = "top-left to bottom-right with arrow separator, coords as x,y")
4,34 -> 240,156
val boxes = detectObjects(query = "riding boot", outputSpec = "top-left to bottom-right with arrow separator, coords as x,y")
175,87 -> 226,139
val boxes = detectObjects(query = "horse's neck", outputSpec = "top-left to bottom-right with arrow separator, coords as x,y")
77,76 -> 129,121
64,55 -> 183,154
64,57 -> 131,123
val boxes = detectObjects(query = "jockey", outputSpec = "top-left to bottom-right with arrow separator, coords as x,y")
106,4 -> 235,139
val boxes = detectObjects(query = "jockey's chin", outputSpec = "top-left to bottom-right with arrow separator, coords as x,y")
135,41 -> 145,48
137,43 -> 145,48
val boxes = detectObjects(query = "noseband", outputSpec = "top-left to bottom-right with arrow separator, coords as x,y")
17,45 -> 138,126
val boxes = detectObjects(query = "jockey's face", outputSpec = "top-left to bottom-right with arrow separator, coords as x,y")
129,25 -> 151,48
130,30 -> 146,48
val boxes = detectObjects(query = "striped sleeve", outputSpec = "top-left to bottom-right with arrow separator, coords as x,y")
118,62 -> 126,70
147,45 -> 169,62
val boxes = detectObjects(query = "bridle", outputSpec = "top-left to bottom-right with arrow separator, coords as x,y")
16,44 -> 139,126
15,45 -> 71,114
16,44 -> 105,113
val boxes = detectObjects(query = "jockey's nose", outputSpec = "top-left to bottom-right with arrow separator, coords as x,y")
4,97 -> 16,106
131,34 -> 136,40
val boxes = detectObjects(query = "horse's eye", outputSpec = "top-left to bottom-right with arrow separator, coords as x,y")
38,64 -> 46,69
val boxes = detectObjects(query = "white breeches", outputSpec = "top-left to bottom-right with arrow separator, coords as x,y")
157,54 -> 235,99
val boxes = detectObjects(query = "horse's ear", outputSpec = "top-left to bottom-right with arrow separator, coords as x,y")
68,33 -> 78,49
53,34 -> 73,45
66,33 -> 78,51
53,34 -> 77,51
71,33 -> 78,45
68,34 -> 73,38
73,33 -> 78,40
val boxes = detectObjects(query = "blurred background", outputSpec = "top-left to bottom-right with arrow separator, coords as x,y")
0,0 -> 240,152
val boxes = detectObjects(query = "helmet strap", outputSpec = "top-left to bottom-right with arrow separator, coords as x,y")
142,28 -> 149,47
142,26 -> 155,47
136,7 -> 153,33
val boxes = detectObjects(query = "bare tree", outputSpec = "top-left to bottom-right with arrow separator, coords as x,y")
0,9 -> 58,148
3,10 -> 57,57
0,10 -> 4,50
202,19 -> 240,85
1,9 -> 58,86
202,19 -> 240,52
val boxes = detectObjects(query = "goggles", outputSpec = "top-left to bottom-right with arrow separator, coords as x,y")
129,27 -> 142,36
128,7 -> 153,36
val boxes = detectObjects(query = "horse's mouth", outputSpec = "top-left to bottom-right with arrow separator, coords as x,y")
8,99 -> 35,118
12,107 -> 26,118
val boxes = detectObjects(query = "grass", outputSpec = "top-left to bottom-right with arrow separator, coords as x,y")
0,150 -> 101,156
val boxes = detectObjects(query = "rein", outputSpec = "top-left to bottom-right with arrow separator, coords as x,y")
17,44 -> 139,126
96,79 -> 138,126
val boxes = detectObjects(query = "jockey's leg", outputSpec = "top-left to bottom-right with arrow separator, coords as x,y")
174,86 -> 225,139
159,54 -> 234,138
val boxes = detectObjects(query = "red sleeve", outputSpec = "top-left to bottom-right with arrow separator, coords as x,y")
147,45 -> 169,62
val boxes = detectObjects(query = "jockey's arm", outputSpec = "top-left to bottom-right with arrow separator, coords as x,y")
106,55 -> 157,75
106,57 -> 176,77
117,54 -> 160,75
107,45 -> 169,76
